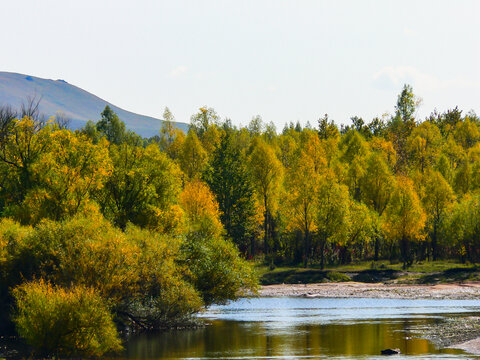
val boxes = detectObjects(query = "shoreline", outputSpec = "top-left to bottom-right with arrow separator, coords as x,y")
259,281 -> 480,299
259,282 -> 480,354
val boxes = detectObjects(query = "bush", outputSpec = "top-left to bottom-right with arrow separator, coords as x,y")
182,232 -> 257,305
13,280 -> 122,357
122,226 -> 203,328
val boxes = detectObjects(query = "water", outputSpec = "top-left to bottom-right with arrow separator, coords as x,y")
121,297 -> 480,359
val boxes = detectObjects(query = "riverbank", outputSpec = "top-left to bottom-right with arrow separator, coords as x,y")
259,281 -> 480,299
259,282 -> 480,355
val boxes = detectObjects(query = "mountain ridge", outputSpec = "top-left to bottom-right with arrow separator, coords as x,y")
0,71 -> 188,138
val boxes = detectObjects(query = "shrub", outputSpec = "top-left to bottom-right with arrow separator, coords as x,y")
13,280 -> 122,357
122,226 -> 203,329
182,232 -> 258,305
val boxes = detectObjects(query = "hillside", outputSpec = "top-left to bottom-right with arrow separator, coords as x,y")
0,71 -> 188,138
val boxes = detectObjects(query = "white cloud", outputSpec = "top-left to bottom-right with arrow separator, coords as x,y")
168,65 -> 188,78
373,66 -> 440,91
403,27 -> 416,37
372,66 -> 478,93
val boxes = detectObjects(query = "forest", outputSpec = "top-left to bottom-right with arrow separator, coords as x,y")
1,84 -> 480,356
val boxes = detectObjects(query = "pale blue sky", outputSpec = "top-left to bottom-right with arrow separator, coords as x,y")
1,0 -> 479,128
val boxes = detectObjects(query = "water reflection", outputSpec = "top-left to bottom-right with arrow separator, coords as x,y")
120,297 -> 480,359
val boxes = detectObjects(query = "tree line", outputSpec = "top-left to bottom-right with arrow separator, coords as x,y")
144,85 -> 479,270
0,84 -> 479,355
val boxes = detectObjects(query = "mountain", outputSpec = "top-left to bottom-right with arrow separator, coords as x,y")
0,72 -> 188,138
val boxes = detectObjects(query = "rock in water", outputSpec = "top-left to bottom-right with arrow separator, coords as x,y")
381,348 -> 400,355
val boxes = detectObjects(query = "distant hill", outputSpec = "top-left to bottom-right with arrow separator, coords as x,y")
0,72 -> 188,138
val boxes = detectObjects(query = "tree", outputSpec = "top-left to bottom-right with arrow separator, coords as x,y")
180,180 -> 223,238
159,107 -> 177,151
0,115 -> 50,210
388,84 -> 421,172
179,181 -> 257,305
360,152 -> 394,260
454,158 -> 471,195
383,177 -> 426,268
15,130 -> 112,224
190,107 -> 219,137
422,170 -> 454,260
204,133 -> 257,254
97,144 -> 182,230
406,121 -> 442,172
315,172 -> 350,269
340,131 -> 369,200
454,118 -> 480,149
180,131 -> 208,180
96,105 -> 126,145
285,151 -> 320,267
318,114 -> 339,140
301,130 -> 327,173
441,194 -> 480,263
249,139 -> 283,256
248,115 -> 263,136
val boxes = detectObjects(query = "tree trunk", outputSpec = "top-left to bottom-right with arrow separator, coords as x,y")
320,238 -> 326,270
263,195 -> 268,256
303,229 -> 309,268
400,235 -> 409,270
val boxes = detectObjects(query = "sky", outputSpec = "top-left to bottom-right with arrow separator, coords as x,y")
1,0 -> 479,129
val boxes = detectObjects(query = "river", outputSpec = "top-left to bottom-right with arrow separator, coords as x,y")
120,297 -> 480,359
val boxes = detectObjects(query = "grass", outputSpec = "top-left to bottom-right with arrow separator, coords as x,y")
256,261 -> 480,285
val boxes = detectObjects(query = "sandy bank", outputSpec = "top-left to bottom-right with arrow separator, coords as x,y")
451,337 -> 480,355
259,281 -> 480,300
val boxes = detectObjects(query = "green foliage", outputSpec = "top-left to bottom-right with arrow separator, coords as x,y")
13,280 -> 122,357
395,84 -> 420,123
182,231 -> 257,305
204,132 -> 256,254
97,143 -> 182,230
122,225 -> 203,327
190,106 -> 219,137
96,105 -> 126,145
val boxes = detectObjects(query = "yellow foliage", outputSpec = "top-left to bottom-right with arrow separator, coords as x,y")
180,180 -> 223,236
383,177 -> 426,244
13,279 -> 122,357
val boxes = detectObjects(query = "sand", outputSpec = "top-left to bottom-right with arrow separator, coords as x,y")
259,281 -> 480,299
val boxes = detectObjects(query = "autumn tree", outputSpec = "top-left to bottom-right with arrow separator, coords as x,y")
383,177 -> 426,268
179,180 -> 257,304
406,121 -> 442,172
190,107 -> 219,137
16,130 -> 112,224
285,151 -> 320,267
180,131 -> 208,180
249,138 -> 283,256
315,172 -> 350,269
422,170 -> 454,260
340,131 -> 369,200
360,152 -> 394,260
0,115 -> 50,212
